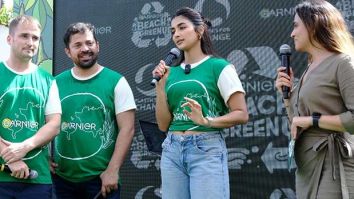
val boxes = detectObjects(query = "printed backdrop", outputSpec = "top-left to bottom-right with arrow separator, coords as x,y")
53,0 -> 354,198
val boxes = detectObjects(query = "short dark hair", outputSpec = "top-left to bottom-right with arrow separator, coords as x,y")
63,22 -> 97,48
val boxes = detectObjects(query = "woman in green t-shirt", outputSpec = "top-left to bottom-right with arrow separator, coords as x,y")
153,7 -> 248,199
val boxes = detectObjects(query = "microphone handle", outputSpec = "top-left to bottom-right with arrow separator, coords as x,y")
281,54 -> 291,99
151,53 -> 178,86
0,164 -> 38,179
150,76 -> 161,86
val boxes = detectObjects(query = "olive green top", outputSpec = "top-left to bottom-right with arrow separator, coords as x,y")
288,54 -> 354,199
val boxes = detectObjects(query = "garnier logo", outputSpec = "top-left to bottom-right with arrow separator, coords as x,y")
61,122 -> 97,131
2,118 -> 12,128
2,118 -> 38,129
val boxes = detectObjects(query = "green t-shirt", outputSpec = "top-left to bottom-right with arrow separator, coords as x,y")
166,57 -> 230,131
0,62 -> 54,184
55,67 -> 122,183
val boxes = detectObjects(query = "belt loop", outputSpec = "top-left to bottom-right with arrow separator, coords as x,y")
169,132 -> 173,143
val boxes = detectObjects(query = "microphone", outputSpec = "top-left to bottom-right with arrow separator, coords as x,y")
184,64 -> 191,74
279,44 -> 292,99
151,48 -> 181,86
0,164 -> 38,179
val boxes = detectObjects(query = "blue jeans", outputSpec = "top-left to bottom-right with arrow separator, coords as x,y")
0,182 -> 52,199
53,174 -> 120,199
161,131 -> 230,199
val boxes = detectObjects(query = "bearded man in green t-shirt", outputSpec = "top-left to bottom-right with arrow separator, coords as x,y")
0,15 -> 62,199
52,22 -> 136,199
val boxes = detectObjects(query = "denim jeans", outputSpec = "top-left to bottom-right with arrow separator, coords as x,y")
0,182 -> 52,199
53,174 -> 120,199
161,131 -> 230,199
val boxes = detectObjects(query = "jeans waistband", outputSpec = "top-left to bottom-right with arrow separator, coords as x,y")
167,131 -> 223,143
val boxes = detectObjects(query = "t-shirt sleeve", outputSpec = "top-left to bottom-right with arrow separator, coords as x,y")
114,77 -> 137,114
217,64 -> 245,106
45,80 -> 62,115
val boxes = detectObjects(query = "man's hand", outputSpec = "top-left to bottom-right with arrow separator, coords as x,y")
100,168 -> 119,198
1,141 -> 31,164
49,159 -> 58,174
7,160 -> 30,179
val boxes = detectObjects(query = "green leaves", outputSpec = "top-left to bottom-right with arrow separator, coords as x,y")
0,7 -> 12,26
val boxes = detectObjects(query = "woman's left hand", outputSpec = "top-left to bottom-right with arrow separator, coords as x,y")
290,116 -> 312,139
181,97 -> 207,126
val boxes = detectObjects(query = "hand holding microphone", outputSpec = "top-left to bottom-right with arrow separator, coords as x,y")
1,161 -> 38,179
276,44 -> 293,99
152,60 -> 169,86
151,48 -> 181,86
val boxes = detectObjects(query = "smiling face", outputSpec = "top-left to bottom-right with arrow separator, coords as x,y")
65,31 -> 99,69
171,15 -> 201,52
291,13 -> 311,52
7,21 -> 41,61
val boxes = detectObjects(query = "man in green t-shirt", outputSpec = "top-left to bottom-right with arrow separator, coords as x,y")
0,15 -> 62,199
52,22 -> 136,199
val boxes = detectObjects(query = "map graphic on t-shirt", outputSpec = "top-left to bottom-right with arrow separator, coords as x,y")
57,93 -> 115,160
61,105 -> 103,140
2,102 -> 40,139
169,80 -> 218,122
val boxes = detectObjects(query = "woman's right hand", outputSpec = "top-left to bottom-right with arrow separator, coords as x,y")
152,60 -> 170,86
275,66 -> 294,94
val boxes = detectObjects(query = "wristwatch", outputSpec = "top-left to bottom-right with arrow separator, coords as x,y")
312,112 -> 321,128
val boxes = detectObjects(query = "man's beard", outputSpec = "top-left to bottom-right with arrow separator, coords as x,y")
76,51 -> 98,69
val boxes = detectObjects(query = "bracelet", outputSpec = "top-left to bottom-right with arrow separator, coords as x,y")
206,117 -> 213,128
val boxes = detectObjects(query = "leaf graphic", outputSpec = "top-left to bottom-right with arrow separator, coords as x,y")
32,1 -> 46,26
46,0 -> 53,14
25,0 -> 36,11
38,0 -> 46,24
19,2 -> 25,15
14,0 -> 20,8
101,111 -> 115,149
38,59 -> 52,74
36,41 -> 44,65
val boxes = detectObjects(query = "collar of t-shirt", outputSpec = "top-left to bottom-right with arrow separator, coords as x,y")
71,66 -> 104,81
180,56 -> 210,70
3,61 -> 37,75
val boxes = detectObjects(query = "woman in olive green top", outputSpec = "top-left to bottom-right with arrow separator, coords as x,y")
276,1 -> 354,199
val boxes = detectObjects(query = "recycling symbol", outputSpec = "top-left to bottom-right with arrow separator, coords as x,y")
131,1 -> 171,48
194,0 -> 231,27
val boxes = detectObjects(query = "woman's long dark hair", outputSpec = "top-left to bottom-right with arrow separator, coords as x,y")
172,7 -> 216,65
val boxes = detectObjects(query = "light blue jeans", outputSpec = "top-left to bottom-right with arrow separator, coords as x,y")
161,131 -> 230,199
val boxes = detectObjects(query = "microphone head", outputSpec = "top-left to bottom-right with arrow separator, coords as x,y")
29,170 -> 38,179
279,44 -> 291,55
169,47 -> 181,57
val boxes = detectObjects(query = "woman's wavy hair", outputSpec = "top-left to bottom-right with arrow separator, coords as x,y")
295,0 -> 354,58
